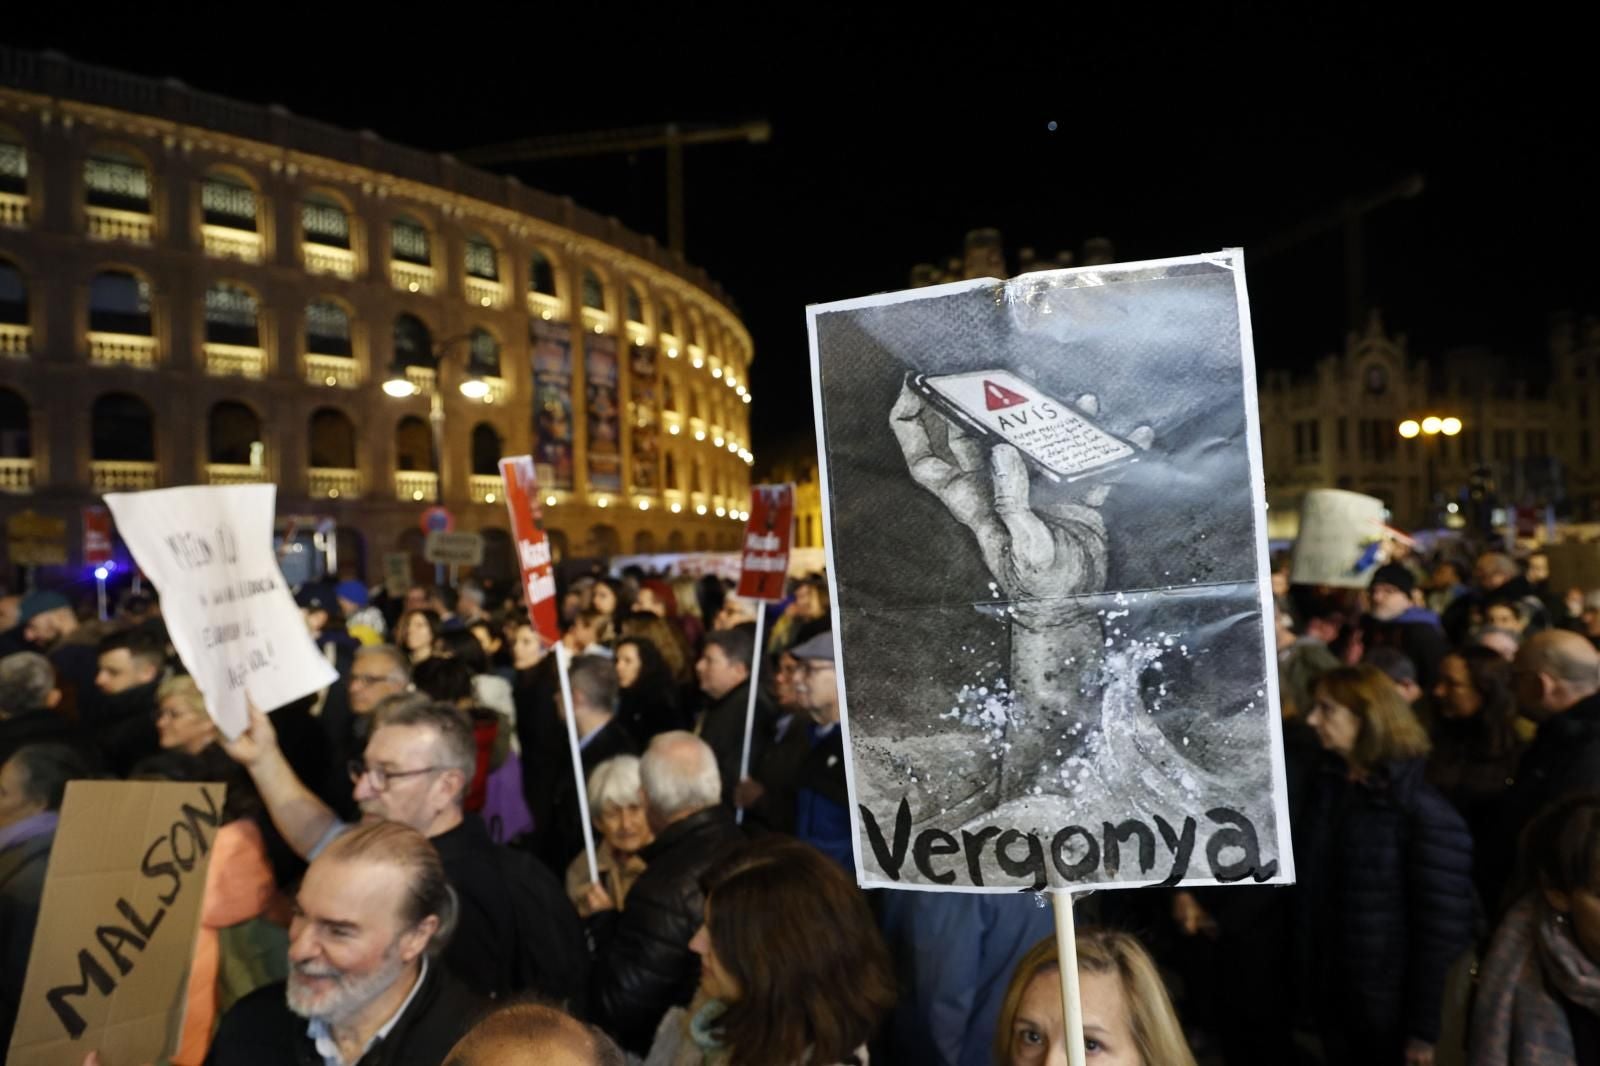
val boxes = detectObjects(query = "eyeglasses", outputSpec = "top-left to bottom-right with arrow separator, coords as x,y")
800,661 -> 835,675
349,673 -> 401,687
347,760 -> 445,791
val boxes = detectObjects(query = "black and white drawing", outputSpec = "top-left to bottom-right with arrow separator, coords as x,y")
807,250 -> 1294,892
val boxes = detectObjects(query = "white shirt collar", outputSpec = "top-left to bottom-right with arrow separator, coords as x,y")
307,958 -> 429,1066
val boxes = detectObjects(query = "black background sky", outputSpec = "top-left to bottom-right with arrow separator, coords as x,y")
7,11 -> 1597,462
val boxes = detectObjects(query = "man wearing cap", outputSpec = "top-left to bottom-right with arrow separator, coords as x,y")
790,631 -> 853,872
1362,563 -> 1449,692
336,581 -> 387,645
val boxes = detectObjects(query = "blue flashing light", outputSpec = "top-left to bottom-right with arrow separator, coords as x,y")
93,567 -> 109,581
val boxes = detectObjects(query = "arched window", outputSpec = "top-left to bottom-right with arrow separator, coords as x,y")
667,530 -> 686,552
663,377 -> 678,412
309,408 -> 357,469
587,524 -> 620,557
691,459 -> 704,493
0,258 -> 25,325
85,149 -> 151,212
394,313 -> 434,368
467,328 -> 501,377
302,192 -> 350,249
91,392 -> 155,461
201,171 -> 257,231
0,387 -> 29,458
0,131 -> 25,195
391,215 -> 430,265
581,270 -> 606,311
471,422 -> 502,475
634,531 -> 656,553
694,531 -> 709,551
208,401 -> 262,466
529,251 -> 556,296
664,452 -> 678,489
658,304 -> 676,336
306,300 -> 352,357
395,415 -> 434,472
464,235 -> 498,280
625,285 -> 644,324
88,270 -> 152,335
204,283 -> 259,346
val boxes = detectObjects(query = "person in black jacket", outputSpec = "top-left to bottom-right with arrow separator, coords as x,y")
532,654 -> 638,876
1480,629 -> 1600,916
0,652 -> 75,768
1296,664 -> 1474,1066
587,730 -> 743,1054
692,626 -> 770,810
204,821 -> 483,1066
615,637 -> 687,743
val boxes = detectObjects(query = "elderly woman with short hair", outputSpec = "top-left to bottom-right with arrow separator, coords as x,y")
568,755 -> 654,917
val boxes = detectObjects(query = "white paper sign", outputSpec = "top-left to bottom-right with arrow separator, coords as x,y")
104,485 -> 339,738
1289,489 -> 1390,588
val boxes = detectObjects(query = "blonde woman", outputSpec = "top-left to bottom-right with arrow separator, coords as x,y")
995,930 -> 1195,1066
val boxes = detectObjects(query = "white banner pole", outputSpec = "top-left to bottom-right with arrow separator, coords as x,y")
556,643 -> 600,885
734,608 -> 767,826
1052,890 -> 1086,1066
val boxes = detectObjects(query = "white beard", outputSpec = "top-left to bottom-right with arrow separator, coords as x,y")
285,942 -> 409,1025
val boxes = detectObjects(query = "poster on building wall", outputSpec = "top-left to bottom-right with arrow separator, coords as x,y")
631,343 -> 661,491
587,334 -> 623,493
531,321 -> 575,491
807,250 -> 1293,893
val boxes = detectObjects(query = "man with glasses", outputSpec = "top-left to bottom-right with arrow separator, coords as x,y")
790,630 -> 853,872
318,644 -> 412,820
223,692 -> 587,1008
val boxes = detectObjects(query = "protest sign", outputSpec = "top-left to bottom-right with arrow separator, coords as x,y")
1289,488 -> 1404,588
7,510 -> 67,566
500,455 -> 560,646
83,506 -> 114,566
736,484 -> 796,602
424,530 -> 485,566
8,781 -> 224,1066
104,484 -> 339,738
807,250 -> 1293,892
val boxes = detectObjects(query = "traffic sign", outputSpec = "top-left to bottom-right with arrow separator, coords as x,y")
420,506 -> 455,535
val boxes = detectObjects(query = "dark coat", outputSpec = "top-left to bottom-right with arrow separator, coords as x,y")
535,717 -> 639,876
1295,757 -> 1474,1054
514,657 -> 563,835
434,814 -> 588,1009
0,826 -> 54,1049
204,964 -> 482,1066
696,680 -> 770,809
744,711 -> 811,834
589,805 -> 744,1053
84,677 -> 162,777
0,708 -> 76,769
1362,607 -> 1451,692
1480,690 -> 1600,914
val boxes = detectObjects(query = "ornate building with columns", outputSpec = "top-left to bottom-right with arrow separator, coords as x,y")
0,48 -> 755,583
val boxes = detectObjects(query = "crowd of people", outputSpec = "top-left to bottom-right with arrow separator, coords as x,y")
1,540 -> 1600,1064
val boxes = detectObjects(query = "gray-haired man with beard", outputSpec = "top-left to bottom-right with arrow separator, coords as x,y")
204,821 -> 481,1066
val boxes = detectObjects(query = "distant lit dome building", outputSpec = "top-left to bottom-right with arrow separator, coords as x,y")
0,47 -> 755,582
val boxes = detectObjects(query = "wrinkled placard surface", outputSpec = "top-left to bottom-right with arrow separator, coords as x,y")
104,484 -> 339,738
8,781 -> 224,1065
1289,488 -> 1388,588
806,250 -> 1293,892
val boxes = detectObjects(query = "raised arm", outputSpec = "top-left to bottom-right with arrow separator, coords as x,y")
221,700 -> 340,858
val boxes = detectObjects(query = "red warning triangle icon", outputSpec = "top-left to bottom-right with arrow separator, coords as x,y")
983,379 -> 1030,410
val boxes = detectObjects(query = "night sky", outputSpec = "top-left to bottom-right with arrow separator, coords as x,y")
6,15 -> 1596,462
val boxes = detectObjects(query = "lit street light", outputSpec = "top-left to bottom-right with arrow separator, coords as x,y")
381,333 -> 496,508
1397,414 -> 1465,528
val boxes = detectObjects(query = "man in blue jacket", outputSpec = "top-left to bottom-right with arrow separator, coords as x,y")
1363,563 -> 1449,691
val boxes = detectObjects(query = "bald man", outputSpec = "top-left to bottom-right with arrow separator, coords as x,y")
444,1003 -> 624,1066
1481,630 -> 1600,913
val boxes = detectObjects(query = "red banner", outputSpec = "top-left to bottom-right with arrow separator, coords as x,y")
499,456 -> 560,646
737,484 -> 795,601
83,505 -> 114,566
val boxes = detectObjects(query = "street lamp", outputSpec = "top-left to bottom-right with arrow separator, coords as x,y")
381,333 -> 495,506
1397,414 -> 1465,528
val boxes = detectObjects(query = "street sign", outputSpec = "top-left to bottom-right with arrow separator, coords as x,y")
83,506 -> 114,565
420,506 -> 455,535
6,510 -> 68,566
424,531 -> 484,566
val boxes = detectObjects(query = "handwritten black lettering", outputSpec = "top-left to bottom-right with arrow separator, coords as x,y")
45,950 -> 116,1038
911,828 -> 959,884
858,798 -> 912,881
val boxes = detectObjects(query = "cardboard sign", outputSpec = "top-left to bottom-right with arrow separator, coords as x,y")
807,250 -> 1293,893
383,551 -> 412,598
8,781 -> 225,1066
82,506 -> 114,566
104,485 -> 338,738
736,484 -> 796,601
7,510 -> 68,566
1289,489 -> 1395,588
424,531 -> 485,566
499,455 -> 560,646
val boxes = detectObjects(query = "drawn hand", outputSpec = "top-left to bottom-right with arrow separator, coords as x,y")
890,381 -> 1153,626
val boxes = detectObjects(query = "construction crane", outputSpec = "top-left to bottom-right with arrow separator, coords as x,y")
456,121 -> 772,257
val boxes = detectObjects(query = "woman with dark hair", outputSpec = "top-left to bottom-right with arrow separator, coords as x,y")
619,613 -> 695,690
615,636 -> 687,742
397,607 -> 443,666
1429,645 -> 1527,899
591,577 -> 631,635
994,929 -> 1196,1065
644,837 -> 895,1066
1471,792 -> 1600,1063
1297,664 -> 1475,1065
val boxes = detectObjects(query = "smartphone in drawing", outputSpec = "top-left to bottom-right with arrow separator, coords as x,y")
907,369 -> 1137,483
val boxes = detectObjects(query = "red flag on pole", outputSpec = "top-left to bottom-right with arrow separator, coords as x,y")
736,484 -> 796,602
498,456 -> 560,647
